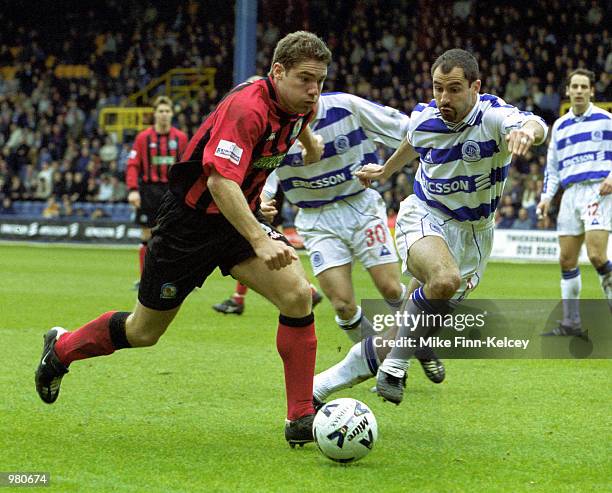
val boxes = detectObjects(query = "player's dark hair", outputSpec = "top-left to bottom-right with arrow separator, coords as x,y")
269,31 -> 331,75
152,96 -> 173,111
431,49 -> 480,84
566,69 -> 595,88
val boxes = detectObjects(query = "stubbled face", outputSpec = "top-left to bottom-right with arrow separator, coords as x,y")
273,59 -> 327,114
154,104 -> 173,129
432,66 -> 480,123
566,74 -> 593,114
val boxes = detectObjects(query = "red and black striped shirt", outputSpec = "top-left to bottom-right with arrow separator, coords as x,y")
169,77 -> 313,214
126,126 -> 188,190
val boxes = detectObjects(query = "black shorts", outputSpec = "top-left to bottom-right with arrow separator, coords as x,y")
138,191 -> 291,311
135,183 -> 168,228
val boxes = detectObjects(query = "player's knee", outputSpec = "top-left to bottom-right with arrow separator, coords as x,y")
428,272 -> 461,299
277,279 -> 312,314
559,255 -> 577,271
588,252 -> 607,269
331,298 -> 357,320
378,280 -> 402,302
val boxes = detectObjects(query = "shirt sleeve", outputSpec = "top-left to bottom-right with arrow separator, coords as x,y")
487,99 -> 548,147
201,99 -> 266,185
350,95 -> 409,149
542,123 -> 560,200
126,132 -> 144,191
262,170 -> 279,200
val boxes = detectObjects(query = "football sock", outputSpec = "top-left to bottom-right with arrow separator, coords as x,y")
335,306 -> 375,342
232,282 -> 248,305
276,313 -> 317,421
385,282 -> 408,309
313,336 -> 379,402
560,268 -> 581,325
54,311 -> 131,366
595,261 -> 612,304
379,286 -> 448,374
138,242 -> 147,275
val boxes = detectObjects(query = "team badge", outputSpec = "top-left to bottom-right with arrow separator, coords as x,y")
160,283 -> 178,299
290,119 -> 304,141
592,130 -> 603,142
169,140 -> 178,150
333,135 -> 350,154
311,251 -> 324,268
461,140 -> 481,162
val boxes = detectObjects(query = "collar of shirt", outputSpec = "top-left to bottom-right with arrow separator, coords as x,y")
568,102 -> 594,121
435,95 -> 480,132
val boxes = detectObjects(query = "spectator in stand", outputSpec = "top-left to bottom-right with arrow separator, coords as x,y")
0,196 -> 16,215
512,207 -> 533,230
42,196 -> 60,218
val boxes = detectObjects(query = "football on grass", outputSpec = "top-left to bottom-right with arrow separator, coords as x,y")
313,398 -> 378,463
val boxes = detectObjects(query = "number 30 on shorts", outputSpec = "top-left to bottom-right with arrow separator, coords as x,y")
365,224 -> 387,247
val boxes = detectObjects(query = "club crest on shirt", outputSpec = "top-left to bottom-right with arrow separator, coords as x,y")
289,119 -> 304,141
169,139 -> 178,150
461,140 -> 481,162
333,135 -> 350,154
592,130 -> 603,142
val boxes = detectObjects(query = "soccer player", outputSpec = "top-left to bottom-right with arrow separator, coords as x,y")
314,49 -> 547,405
537,69 -> 612,336
35,31 -> 331,447
262,91 -> 445,384
126,96 -> 188,287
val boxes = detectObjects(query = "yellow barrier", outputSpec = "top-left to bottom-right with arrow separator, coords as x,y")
560,101 -> 611,115
98,107 -> 153,143
125,67 -> 217,106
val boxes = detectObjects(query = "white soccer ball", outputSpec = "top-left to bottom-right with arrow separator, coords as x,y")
313,398 -> 378,463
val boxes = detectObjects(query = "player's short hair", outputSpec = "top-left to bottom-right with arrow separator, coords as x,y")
431,49 -> 480,84
269,31 -> 331,75
566,69 -> 595,88
152,96 -> 173,111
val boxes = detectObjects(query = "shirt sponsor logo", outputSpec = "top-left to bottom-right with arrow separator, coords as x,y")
252,154 -> 285,169
215,139 -> 243,165
152,156 -> 176,165
424,177 -> 472,195
290,171 -> 349,189
461,140 -> 481,162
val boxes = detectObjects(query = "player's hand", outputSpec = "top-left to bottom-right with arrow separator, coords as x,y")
252,237 -> 298,270
506,128 -> 536,158
599,174 -> 612,196
355,163 -> 385,187
536,198 -> 551,219
128,190 -> 141,209
302,134 -> 324,164
260,199 -> 278,222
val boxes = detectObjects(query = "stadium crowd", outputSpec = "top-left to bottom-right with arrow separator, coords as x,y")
1,0 -> 610,230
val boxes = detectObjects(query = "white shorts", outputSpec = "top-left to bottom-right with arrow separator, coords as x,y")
295,188 -> 399,276
394,195 -> 494,300
557,181 -> 611,236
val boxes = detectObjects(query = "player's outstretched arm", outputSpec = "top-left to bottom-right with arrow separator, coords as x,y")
208,169 -> 297,270
355,137 -> 418,187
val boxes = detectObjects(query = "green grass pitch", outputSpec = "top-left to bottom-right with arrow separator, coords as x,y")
0,243 -> 610,492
